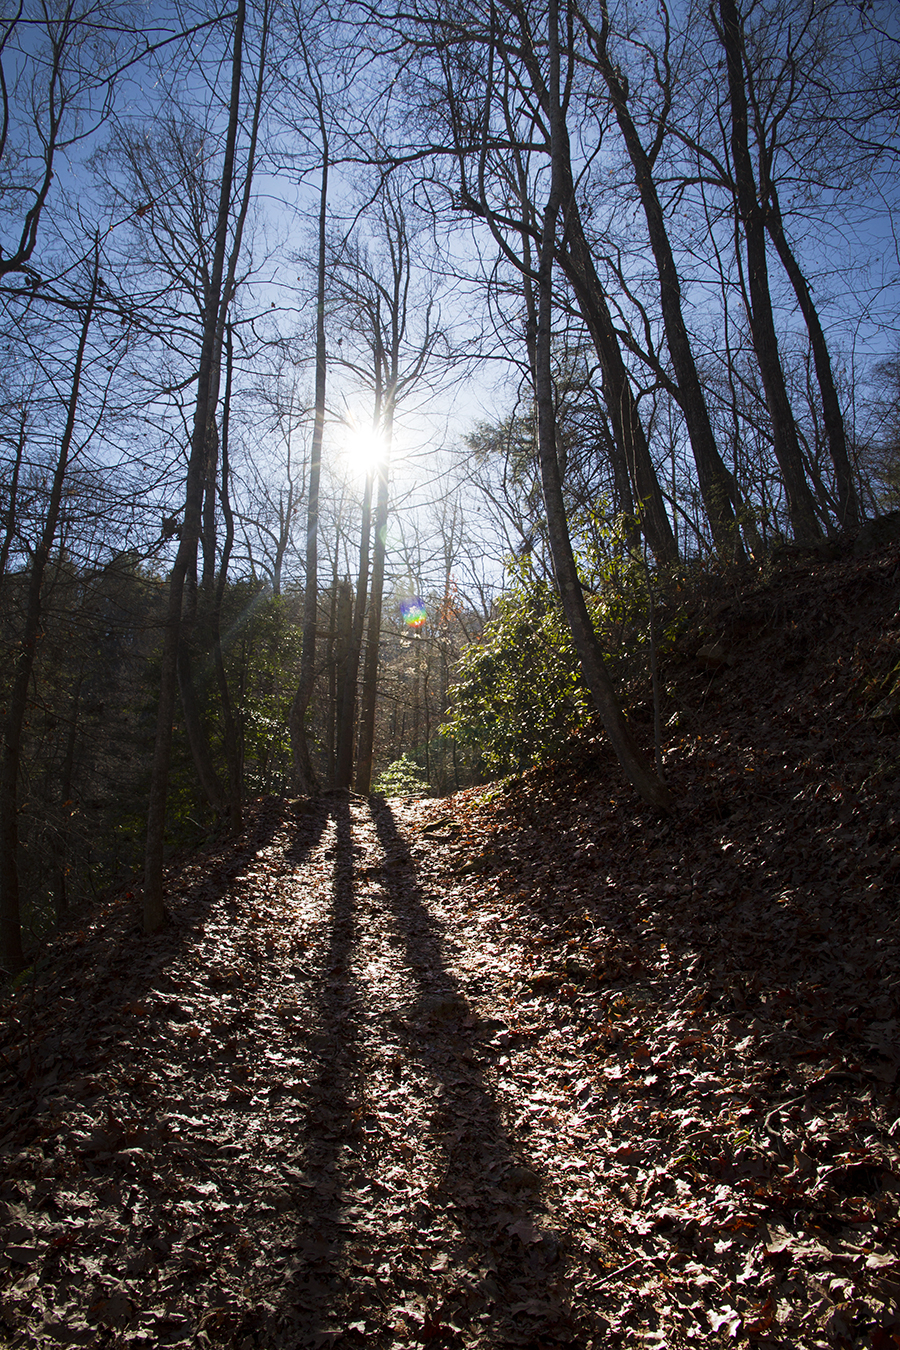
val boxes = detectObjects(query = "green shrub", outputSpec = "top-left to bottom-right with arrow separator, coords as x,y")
440,518 -> 680,777
440,554 -> 592,776
372,753 -> 428,797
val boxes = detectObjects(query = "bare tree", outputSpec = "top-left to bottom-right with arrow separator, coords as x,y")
235,371 -> 308,595
143,0 -> 270,932
287,41 -> 330,797
405,0 -> 679,561
710,0 -> 823,543
532,0 -> 672,809
575,0 -> 749,557
319,180 -> 449,793
0,0 -> 225,294
0,246 -> 101,971
740,0 -> 862,529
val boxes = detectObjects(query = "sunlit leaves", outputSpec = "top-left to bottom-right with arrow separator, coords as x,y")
441,554 -> 592,773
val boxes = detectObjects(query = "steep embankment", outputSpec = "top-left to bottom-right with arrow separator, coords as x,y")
0,545 -> 898,1348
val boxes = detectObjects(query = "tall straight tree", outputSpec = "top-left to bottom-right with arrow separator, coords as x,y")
210,324 -> 243,827
0,247 -> 101,971
144,0 -> 259,932
713,0 -> 822,544
288,41 -> 330,797
355,436 -> 389,794
334,462 -> 373,790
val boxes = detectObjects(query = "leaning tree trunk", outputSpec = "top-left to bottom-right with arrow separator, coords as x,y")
586,13 -> 748,558
559,202 -> 679,565
760,180 -> 860,531
504,7 -> 677,564
536,0 -> 672,811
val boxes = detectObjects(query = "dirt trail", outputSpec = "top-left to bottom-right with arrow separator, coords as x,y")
0,795 -> 625,1350
3,533 -> 900,1350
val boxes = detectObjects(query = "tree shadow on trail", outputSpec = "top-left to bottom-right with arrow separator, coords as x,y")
363,797 -> 598,1348
0,796 -> 305,1110
275,795 -> 608,1348
280,795 -> 363,1345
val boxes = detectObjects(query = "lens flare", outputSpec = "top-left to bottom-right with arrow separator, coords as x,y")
400,597 -> 427,630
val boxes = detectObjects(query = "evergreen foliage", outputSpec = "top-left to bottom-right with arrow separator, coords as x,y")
440,555 -> 591,776
440,520 -> 681,778
372,752 -> 428,797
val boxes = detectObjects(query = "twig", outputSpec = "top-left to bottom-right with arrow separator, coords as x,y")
594,1255 -> 651,1287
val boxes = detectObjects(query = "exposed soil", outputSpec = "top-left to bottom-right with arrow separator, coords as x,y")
1,544 -> 899,1349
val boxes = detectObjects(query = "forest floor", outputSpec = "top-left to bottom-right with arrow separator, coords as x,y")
1,544 -> 900,1350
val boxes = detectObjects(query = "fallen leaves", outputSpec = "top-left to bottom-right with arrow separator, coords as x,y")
2,550 -> 900,1347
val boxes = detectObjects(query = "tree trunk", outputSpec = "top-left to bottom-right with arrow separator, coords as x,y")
289,141 -> 329,796
761,184 -> 860,531
143,0 -> 247,933
182,4 -> 269,819
177,415 -> 228,817
330,580 -> 354,785
335,467 -> 373,790
0,253 -> 99,972
176,632 -> 227,812
355,444 -> 390,795
586,10 -> 747,557
716,0 -> 822,544
558,202 -> 679,564
536,0 -> 672,811
490,0 -> 676,563
211,324 -> 243,828
324,568 -> 340,780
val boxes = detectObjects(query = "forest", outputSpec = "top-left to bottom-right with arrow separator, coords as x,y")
1,0 -> 899,971
0,1 -> 900,1340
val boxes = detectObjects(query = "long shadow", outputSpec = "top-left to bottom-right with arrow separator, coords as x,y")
0,797 -> 335,1350
466,728 -> 900,1276
269,795 -> 601,1348
277,794 -> 364,1347
365,797 -> 602,1348
0,797 -> 310,1121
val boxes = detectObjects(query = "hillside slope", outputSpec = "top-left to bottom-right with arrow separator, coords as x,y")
0,544 -> 898,1349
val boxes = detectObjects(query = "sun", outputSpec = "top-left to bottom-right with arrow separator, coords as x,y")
340,419 -> 389,480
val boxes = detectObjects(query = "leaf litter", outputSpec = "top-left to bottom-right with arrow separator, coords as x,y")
1,544 -> 899,1349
